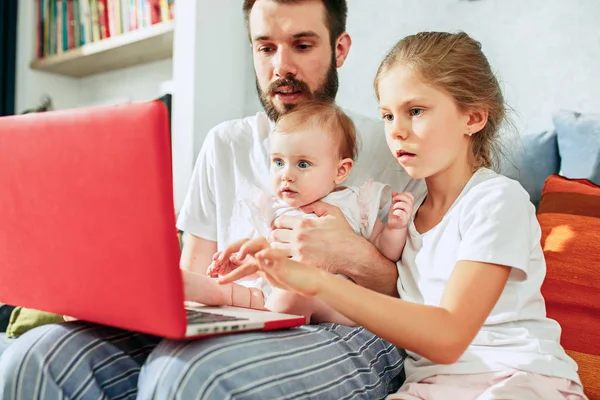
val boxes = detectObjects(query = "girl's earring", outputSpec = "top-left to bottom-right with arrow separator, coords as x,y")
468,128 -> 472,137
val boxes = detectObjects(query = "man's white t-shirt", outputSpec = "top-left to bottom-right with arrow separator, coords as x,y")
176,110 -> 424,251
399,168 -> 580,384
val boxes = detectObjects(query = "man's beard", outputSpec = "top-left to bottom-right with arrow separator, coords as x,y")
257,56 -> 339,122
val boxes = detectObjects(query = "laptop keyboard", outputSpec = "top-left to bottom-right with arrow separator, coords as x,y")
185,308 -> 249,325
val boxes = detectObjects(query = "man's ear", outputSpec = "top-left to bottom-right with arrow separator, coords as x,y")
465,107 -> 488,137
334,158 -> 354,184
335,32 -> 352,68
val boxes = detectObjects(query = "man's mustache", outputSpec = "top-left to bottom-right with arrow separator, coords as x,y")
268,77 -> 310,95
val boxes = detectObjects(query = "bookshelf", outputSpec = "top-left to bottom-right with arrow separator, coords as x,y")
30,20 -> 174,78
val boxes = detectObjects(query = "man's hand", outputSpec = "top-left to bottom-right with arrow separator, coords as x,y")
270,201 -> 399,296
269,201 -> 353,272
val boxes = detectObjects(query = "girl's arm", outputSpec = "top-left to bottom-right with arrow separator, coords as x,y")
313,260 -> 510,364
221,241 -> 510,365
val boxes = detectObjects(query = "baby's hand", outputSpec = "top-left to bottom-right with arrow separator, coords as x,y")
387,191 -> 415,230
206,251 -> 244,277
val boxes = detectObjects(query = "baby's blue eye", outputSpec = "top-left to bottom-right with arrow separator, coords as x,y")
298,161 -> 310,169
382,114 -> 394,122
274,159 -> 284,167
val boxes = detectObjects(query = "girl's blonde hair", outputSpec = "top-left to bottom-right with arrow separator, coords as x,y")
374,31 -> 507,171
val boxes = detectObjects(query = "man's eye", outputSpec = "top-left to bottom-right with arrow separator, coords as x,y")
259,46 -> 274,53
410,108 -> 424,116
298,161 -> 310,169
296,43 -> 312,50
382,113 -> 394,122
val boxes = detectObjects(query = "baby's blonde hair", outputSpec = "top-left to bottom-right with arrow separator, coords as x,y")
374,31 -> 507,171
274,100 -> 358,161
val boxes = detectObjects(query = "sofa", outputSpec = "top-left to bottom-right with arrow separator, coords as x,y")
0,109 -> 598,398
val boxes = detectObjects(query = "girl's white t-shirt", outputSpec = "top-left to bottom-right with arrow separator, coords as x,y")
399,168 -> 580,384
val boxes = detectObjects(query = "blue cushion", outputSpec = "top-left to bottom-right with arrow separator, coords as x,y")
553,110 -> 600,185
501,130 -> 560,206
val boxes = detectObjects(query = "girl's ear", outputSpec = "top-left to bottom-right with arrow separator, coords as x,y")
465,107 -> 488,136
335,158 -> 354,184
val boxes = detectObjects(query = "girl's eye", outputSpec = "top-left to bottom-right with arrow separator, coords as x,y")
298,161 -> 310,169
274,159 -> 284,167
410,108 -> 424,117
382,113 -> 394,122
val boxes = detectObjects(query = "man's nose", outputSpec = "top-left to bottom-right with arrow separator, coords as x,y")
273,48 -> 297,78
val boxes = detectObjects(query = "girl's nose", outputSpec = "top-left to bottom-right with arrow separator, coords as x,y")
391,126 -> 409,140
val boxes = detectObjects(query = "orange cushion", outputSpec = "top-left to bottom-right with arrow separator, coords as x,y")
566,350 -> 600,399
538,174 -> 600,399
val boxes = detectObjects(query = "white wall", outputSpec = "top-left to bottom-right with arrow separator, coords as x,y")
337,0 -> 600,135
78,59 -> 173,107
171,0 -> 251,210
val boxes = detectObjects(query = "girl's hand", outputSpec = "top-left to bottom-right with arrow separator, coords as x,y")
387,191 -> 415,230
218,237 -> 323,297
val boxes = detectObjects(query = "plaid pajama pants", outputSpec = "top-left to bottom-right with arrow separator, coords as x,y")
0,321 -> 404,399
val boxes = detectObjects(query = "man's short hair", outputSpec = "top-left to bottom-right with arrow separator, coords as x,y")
243,0 -> 348,46
273,100 -> 358,161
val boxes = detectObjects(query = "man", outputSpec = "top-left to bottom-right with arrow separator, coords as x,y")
0,1 -> 421,398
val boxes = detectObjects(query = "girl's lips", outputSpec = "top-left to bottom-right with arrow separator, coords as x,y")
396,150 -> 415,157
396,150 -> 416,163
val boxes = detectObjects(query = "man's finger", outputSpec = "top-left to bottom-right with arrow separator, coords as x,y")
271,215 -> 303,230
269,241 -> 294,257
299,200 -> 340,217
269,228 -> 295,244
218,262 -> 259,284
256,248 -> 290,264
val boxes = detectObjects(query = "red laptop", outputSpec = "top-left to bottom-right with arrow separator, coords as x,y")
0,100 -> 306,339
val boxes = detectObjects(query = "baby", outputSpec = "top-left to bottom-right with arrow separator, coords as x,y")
192,100 -> 414,324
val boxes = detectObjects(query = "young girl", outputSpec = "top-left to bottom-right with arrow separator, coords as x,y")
186,100 -> 414,325
218,32 -> 587,399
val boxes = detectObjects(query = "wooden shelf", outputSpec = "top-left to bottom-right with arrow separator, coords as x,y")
30,21 -> 174,78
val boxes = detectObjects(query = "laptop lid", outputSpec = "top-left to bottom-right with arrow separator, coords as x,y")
0,101 -> 188,338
